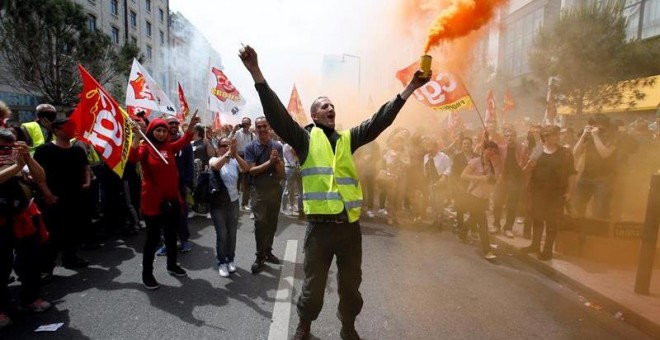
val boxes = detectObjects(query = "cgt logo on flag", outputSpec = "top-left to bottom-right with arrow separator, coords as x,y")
396,61 -> 471,111
129,73 -> 154,101
211,68 -> 241,102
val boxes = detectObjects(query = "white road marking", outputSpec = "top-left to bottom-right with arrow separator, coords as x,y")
268,239 -> 299,340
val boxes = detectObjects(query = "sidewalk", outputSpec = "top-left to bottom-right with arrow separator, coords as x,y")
491,224 -> 660,338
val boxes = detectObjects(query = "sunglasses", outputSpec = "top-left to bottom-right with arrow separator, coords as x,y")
218,144 -> 230,148
0,145 -> 12,151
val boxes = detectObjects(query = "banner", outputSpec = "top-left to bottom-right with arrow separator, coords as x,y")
502,88 -> 515,124
126,58 -> 176,117
177,82 -> 190,122
395,61 -> 471,111
70,65 -> 133,178
213,112 -> 222,130
485,89 -> 497,123
286,84 -> 309,126
207,67 -> 245,116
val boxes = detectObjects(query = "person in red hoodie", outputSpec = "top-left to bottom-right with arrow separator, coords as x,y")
129,112 -> 200,290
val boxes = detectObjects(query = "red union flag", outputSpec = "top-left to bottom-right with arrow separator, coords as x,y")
177,82 -> 190,122
396,61 -> 471,111
126,58 -> 176,116
287,85 -> 308,126
70,65 -> 133,177
207,67 -> 245,116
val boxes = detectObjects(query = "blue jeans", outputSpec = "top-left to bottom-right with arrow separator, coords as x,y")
574,177 -> 613,220
209,200 -> 239,265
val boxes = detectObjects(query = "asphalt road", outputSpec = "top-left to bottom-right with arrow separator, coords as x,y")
0,211 -> 652,340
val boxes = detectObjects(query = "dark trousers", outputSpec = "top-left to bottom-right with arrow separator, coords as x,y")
177,184 -> 191,242
461,196 -> 492,253
574,177 -> 613,220
493,179 -> 523,231
531,218 -> 558,255
297,221 -> 363,323
252,187 -> 282,259
209,200 -> 239,265
0,229 -> 40,312
142,206 -> 180,273
40,198 -> 82,273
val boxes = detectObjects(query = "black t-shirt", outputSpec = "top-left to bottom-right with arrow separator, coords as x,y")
504,146 -> 522,179
34,142 -> 89,199
582,134 -> 617,179
530,147 -> 576,198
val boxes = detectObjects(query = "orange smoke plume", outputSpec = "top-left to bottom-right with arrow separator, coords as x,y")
424,0 -> 506,53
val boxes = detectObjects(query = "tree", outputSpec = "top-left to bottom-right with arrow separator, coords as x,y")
529,0 -> 660,115
0,0 -> 139,108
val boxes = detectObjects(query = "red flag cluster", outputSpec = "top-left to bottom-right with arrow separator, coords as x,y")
69,65 -> 134,177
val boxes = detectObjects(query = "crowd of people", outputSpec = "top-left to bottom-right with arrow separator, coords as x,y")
0,55 -> 658,338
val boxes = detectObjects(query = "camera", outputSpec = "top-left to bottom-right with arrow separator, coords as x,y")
237,123 -> 244,129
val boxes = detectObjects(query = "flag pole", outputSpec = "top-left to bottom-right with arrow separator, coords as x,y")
124,112 -> 169,164
453,72 -> 486,129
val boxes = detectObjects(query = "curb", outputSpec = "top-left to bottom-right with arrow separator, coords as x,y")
492,236 -> 660,339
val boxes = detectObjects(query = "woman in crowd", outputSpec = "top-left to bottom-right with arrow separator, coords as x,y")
377,132 -> 410,225
460,141 -> 499,260
129,112 -> 200,290
208,137 -> 249,277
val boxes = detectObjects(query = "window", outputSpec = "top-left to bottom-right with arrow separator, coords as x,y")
130,11 -> 137,27
501,8 -> 544,76
159,8 -> 165,23
147,45 -> 152,59
146,21 -> 152,37
110,0 -> 119,16
131,36 -> 138,45
642,0 -> 660,39
160,30 -> 164,45
146,0 -> 151,12
87,14 -> 97,31
111,27 -> 120,44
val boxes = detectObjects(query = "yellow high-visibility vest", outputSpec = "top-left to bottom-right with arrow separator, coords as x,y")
301,127 -> 362,223
22,121 -> 47,153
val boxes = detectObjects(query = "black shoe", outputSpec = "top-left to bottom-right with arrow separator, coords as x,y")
521,245 -> 539,254
292,320 -> 311,340
251,259 -> 265,274
538,252 -> 553,261
167,265 -> 187,277
142,273 -> 160,290
265,253 -> 280,264
63,258 -> 89,269
340,325 -> 361,340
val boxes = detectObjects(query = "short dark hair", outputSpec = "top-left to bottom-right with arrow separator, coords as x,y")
255,116 -> 268,126
0,128 -> 16,144
310,96 -> 329,114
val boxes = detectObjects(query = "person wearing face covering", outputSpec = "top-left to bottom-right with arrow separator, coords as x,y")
21,104 -> 58,153
129,113 -> 200,290
240,45 -> 430,340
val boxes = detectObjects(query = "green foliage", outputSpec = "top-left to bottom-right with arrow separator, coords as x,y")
0,0 -> 139,108
529,0 -> 660,114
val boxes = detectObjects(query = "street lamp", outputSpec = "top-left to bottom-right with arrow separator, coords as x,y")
340,53 -> 361,98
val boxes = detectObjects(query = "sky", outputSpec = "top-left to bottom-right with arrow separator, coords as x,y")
169,0 -> 431,125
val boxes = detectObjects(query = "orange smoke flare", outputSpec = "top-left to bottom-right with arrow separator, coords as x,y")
424,0 -> 506,53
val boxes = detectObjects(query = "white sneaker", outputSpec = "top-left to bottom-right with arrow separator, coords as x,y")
227,262 -> 237,273
484,252 -> 497,260
366,210 -> 375,218
206,213 -> 211,219
504,230 -> 515,238
219,264 -> 229,277
187,211 -> 194,219
249,213 -> 255,219
378,208 -> 388,216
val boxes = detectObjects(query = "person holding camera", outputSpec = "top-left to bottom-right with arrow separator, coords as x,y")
573,114 -> 618,220
129,112 -> 201,290
460,141 -> 500,260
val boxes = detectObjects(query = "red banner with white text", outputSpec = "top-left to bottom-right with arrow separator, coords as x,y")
395,61 -> 472,111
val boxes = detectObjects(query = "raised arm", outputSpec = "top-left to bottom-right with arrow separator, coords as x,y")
239,45 -> 309,157
349,70 -> 431,151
